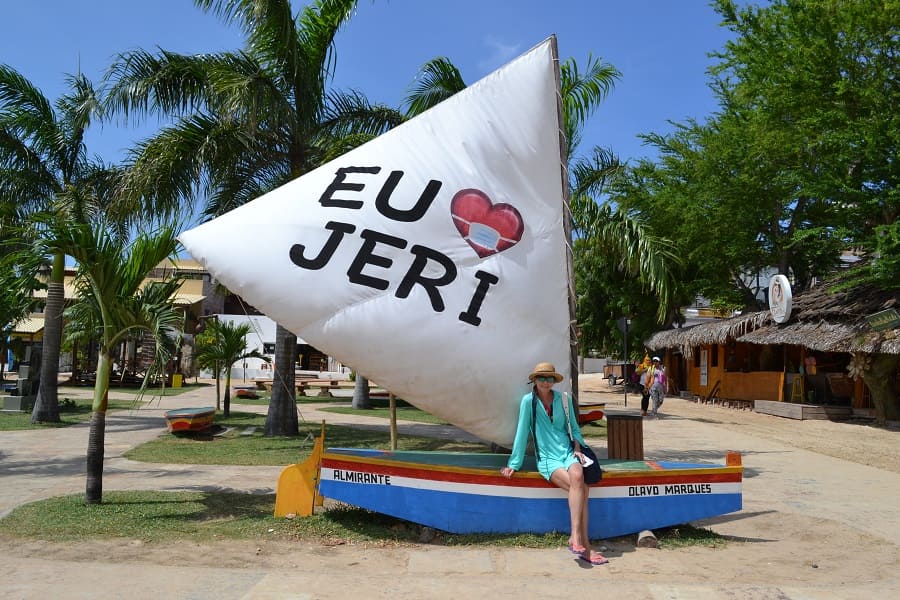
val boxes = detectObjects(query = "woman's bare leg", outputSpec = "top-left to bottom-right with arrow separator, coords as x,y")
550,463 -> 588,550
581,488 -> 590,548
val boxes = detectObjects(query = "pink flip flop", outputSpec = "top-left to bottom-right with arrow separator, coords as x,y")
578,551 -> 609,565
568,544 -> 586,555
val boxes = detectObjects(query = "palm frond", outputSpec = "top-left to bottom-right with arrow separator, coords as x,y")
404,57 -> 466,117
292,0 -> 358,91
320,89 -> 405,139
0,64 -> 56,131
316,131 -> 376,164
204,50 -> 293,125
58,72 -> 102,135
570,146 -> 624,200
202,155 -> 287,218
104,48 -> 228,120
577,203 -> 681,321
560,55 -> 620,132
120,112 -> 265,220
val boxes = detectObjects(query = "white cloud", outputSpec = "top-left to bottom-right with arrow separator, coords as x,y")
477,35 -> 521,72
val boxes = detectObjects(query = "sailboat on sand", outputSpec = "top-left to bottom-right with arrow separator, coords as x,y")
179,37 -> 742,538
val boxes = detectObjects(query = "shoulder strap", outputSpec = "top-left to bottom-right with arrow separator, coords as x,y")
561,392 -> 575,442
530,391 -> 540,461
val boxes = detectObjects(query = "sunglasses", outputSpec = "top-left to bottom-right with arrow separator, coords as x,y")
534,376 -> 557,383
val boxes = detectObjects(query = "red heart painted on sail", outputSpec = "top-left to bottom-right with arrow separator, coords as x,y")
450,189 -> 524,258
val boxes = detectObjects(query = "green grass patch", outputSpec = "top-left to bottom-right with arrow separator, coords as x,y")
580,418 -> 608,438
105,383 -> 205,397
0,397 -> 143,431
124,411 -> 491,465
0,491 -> 281,542
226,393 -> 270,405
655,524 -> 728,549
320,405 -> 450,425
0,490 -> 725,550
0,490 -> 569,547
229,393 -> 342,406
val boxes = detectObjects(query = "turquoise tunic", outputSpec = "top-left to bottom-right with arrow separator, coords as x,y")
506,389 -> 587,480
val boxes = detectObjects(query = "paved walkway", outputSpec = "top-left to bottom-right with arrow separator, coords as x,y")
1,377 -> 898,599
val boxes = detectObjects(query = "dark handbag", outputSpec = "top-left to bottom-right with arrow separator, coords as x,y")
561,393 -> 602,484
577,444 -> 602,484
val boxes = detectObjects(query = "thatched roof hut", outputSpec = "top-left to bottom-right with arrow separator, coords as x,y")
648,275 -> 900,358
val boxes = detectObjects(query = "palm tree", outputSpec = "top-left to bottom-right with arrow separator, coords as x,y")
104,0 -> 404,437
0,65 -> 128,424
195,318 -> 268,417
42,219 -> 183,504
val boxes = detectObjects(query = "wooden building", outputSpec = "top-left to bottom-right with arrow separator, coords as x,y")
647,275 -> 899,417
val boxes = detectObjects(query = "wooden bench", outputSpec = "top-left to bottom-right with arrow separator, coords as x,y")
253,379 -> 273,391
254,378 -> 382,398
254,378 -> 318,394
296,379 -> 352,397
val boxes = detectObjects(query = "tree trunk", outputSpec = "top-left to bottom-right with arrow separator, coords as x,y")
31,253 -> 65,423
215,360 -> 222,411
860,353 -> 900,424
223,370 -> 232,417
84,410 -> 106,504
265,323 -> 299,436
84,351 -> 113,504
352,374 -> 371,409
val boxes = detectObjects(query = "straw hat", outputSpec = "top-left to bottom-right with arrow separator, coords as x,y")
528,362 -> 564,383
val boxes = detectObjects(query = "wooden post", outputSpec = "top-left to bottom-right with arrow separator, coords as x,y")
778,371 -> 785,402
799,347 -> 807,403
389,393 -> 397,450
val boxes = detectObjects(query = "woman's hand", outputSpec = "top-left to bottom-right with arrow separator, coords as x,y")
573,450 -> 585,464
500,467 -> 515,478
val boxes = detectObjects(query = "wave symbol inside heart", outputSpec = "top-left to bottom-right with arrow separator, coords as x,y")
450,189 -> 524,258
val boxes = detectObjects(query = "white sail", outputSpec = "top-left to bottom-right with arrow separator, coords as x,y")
180,37 -> 570,445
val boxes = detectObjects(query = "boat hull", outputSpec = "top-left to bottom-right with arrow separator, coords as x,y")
578,402 -> 605,425
164,407 -> 215,433
319,449 -> 741,538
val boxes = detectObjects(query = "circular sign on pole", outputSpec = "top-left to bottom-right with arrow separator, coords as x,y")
768,274 -> 793,323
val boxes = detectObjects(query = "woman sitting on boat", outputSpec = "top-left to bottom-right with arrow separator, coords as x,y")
500,362 -> 608,565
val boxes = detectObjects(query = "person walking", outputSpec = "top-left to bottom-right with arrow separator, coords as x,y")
642,356 -> 667,418
635,355 -> 652,416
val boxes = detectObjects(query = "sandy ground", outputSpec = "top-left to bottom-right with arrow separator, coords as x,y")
1,375 -> 899,598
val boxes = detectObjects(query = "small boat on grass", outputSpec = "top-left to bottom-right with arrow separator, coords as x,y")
274,425 -> 743,538
164,407 -> 215,434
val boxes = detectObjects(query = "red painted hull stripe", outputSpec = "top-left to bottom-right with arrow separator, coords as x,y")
322,458 -> 741,488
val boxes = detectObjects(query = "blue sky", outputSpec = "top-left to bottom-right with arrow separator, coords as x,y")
1,0 -> 733,167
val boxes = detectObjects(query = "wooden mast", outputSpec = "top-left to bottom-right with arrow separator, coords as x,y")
550,35 -> 579,407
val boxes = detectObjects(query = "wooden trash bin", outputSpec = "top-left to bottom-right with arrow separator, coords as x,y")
607,414 -> 643,460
